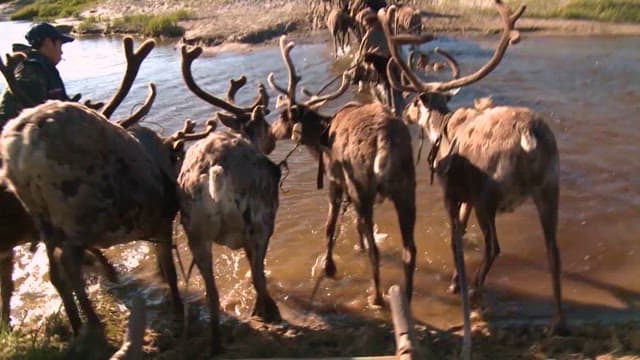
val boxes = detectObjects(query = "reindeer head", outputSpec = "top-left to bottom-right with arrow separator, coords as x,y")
381,0 -> 526,143
181,45 -> 275,155
268,35 -> 351,149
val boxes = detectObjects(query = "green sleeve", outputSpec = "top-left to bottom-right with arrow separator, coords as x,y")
15,62 -> 48,105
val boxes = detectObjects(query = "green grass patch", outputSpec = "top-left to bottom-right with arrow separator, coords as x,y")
550,0 -> 640,22
10,0 -> 96,21
76,15 -> 100,33
109,10 -> 192,37
0,314 -> 66,360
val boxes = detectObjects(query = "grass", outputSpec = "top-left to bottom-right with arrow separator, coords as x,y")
550,0 -> 640,22
9,0 -> 96,21
415,0 -> 640,23
108,10 -> 192,37
76,15 -> 99,33
0,313 -> 66,360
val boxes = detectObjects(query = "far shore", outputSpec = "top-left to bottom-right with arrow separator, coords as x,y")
2,0 -> 640,54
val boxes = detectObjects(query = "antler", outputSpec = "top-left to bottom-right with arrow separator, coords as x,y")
381,0 -> 525,93
101,37 -> 156,119
0,52 -> 38,107
225,76 -> 270,115
116,83 -> 157,128
181,45 -> 259,116
170,118 -> 217,142
226,76 -> 247,103
432,48 -> 460,79
303,72 -> 352,108
267,35 -> 300,105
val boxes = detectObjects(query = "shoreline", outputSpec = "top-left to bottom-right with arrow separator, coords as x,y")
2,0 -> 640,54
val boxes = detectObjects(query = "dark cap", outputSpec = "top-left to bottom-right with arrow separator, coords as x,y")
25,22 -> 74,47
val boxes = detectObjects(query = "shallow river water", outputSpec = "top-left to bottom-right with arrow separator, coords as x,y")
1,20 -> 639,332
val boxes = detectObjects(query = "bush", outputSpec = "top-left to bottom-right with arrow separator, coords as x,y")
109,11 -> 191,37
10,0 -> 95,21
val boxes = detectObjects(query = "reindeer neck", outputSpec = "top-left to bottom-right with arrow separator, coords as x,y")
303,110 -> 332,157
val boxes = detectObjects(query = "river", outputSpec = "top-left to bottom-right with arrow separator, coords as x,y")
1,20 -> 639,333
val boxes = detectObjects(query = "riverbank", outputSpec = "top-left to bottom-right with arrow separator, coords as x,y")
3,0 -> 640,52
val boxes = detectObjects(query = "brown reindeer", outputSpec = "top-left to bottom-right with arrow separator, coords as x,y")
394,4 -> 422,36
380,2 -> 567,358
0,43 -> 152,330
268,35 -> 416,307
0,38 -> 213,336
326,5 -> 354,58
178,45 -> 280,355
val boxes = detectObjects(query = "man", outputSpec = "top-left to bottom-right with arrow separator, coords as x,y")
0,22 -> 74,128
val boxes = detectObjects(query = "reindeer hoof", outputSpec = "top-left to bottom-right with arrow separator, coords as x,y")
324,260 -> 337,278
447,282 -> 459,294
368,294 -> 384,308
251,298 -> 282,323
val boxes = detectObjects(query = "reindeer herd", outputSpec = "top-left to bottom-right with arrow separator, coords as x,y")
0,0 -> 568,358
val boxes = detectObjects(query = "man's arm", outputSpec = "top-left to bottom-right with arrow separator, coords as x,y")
14,61 -> 48,105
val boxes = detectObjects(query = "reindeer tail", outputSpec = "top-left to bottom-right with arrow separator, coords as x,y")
373,133 -> 393,181
520,128 -> 538,153
207,165 -> 227,200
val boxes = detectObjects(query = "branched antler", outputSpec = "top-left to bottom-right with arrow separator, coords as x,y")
181,45 -> 267,117
267,36 -> 300,105
381,0 -> 525,93
116,83 -> 157,128
101,37 -> 156,119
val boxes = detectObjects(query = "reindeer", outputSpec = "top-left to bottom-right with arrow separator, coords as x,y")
0,38 -> 213,337
326,5 -> 354,58
380,2 -> 567,358
268,35 -> 416,307
178,45 -> 280,355
394,4 -> 422,37
408,49 -> 447,75
0,47 -> 142,330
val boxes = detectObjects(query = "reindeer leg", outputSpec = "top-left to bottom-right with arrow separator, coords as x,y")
188,233 -> 222,355
86,248 -> 118,284
153,226 -> 183,317
471,201 -> 499,304
533,183 -> 568,336
60,244 -> 102,331
46,243 -> 82,335
446,199 -> 472,360
356,201 -> 382,307
448,201 -> 473,294
324,182 -> 343,278
0,250 -> 14,329
245,231 -> 281,323
391,190 -> 416,303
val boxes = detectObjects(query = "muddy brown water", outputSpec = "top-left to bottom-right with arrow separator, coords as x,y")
2,20 -> 639,334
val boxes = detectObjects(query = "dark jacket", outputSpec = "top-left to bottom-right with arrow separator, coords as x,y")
0,43 -> 70,129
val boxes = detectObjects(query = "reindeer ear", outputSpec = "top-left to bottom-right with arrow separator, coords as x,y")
216,112 -> 241,131
309,100 -> 328,111
291,122 -> 303,143
445,87 -> 461,99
